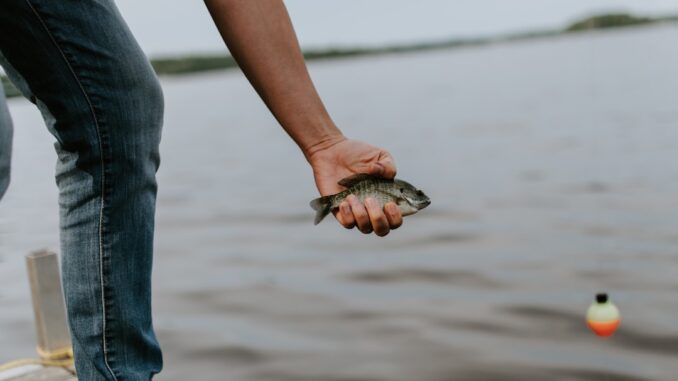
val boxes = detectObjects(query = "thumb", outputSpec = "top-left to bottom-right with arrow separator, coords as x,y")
367,162 -> 385,177
368,153 -> 396,179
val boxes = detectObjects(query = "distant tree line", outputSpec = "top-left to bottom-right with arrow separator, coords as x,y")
566,13 -> 654,32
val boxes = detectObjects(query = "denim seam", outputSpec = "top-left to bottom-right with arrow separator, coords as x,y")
23,1 -> 118,380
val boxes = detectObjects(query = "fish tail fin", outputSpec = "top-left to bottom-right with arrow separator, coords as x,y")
310,195 -> 334,225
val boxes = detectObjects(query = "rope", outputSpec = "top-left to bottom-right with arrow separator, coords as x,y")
0,346 -> 74,373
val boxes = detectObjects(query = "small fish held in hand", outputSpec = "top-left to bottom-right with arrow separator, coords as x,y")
310,174 -> 431,225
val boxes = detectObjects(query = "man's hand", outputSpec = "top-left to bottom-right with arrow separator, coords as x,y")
308,138 -> 403,236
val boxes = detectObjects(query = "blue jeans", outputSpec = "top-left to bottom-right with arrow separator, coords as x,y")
0,1 -> 164,379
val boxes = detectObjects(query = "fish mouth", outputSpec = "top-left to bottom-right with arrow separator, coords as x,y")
417,199 -> 431,209
402,197 -> 431,210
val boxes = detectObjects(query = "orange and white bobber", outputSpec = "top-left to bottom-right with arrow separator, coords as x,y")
586,293 -> 621,337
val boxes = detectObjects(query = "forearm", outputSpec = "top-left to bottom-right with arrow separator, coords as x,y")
204,0 -> 344,160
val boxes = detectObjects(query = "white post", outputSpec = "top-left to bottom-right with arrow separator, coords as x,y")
25,250 -> 72,357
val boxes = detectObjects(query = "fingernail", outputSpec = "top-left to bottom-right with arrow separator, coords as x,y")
365,198 -> 375,207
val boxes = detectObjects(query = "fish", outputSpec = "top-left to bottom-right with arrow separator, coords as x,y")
310,173 -> 431,225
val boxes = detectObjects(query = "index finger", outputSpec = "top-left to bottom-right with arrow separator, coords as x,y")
384,202 -> 402,229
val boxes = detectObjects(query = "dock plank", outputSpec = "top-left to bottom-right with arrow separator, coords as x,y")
2,368 -> 75,381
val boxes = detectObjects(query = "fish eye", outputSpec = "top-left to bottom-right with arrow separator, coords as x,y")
400,188 -> 404,193
416,190 -> 424,195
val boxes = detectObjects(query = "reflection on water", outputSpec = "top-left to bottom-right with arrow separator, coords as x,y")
2,25 -> 678,380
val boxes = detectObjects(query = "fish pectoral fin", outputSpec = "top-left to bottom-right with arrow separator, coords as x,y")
338,173 -> 385,188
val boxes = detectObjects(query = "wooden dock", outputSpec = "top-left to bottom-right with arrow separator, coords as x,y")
0,251 -> 77,381
0,366 -> 75,381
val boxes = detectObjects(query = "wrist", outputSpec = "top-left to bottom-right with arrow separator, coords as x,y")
303,131 -> 346,162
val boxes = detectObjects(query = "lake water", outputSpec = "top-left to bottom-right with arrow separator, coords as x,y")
1,25 -> 678,381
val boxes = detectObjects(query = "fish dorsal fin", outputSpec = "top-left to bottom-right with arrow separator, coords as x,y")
338,173 -> 378,188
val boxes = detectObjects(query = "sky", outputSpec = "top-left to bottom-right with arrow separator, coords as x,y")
114,0 -> 678,57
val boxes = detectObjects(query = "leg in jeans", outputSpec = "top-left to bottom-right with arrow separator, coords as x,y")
0,84 -> 12,200
0,1 -> 163,379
